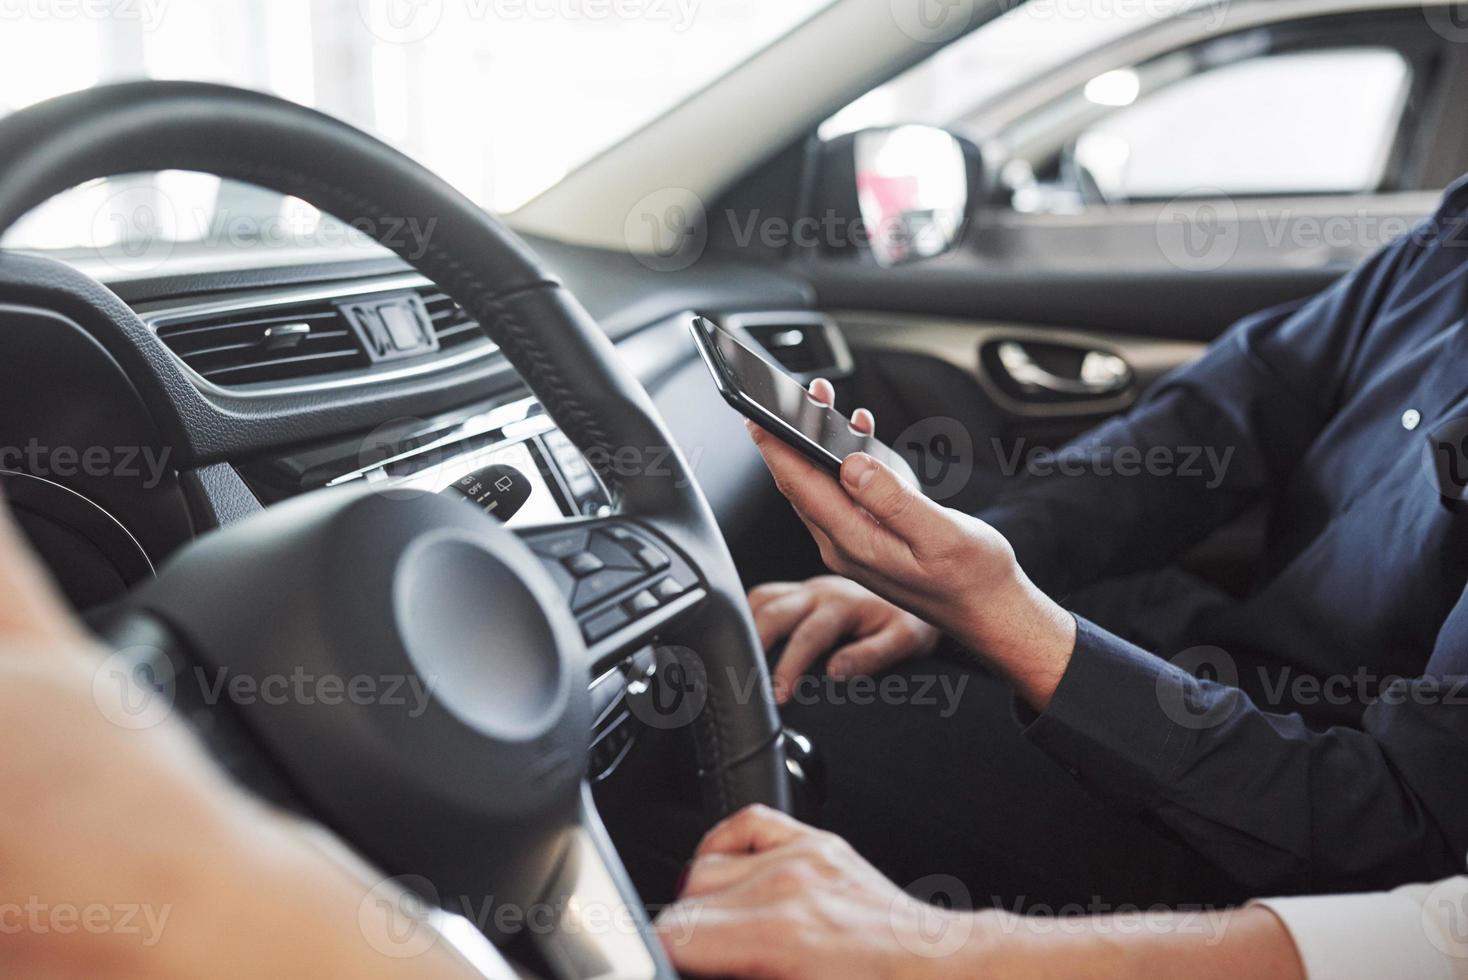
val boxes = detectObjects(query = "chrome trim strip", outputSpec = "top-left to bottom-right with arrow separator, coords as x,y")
322,391 -> 615,522
527,791 -> 660,979
140,273 -> 501,398
334,429 -> 570,528
324,394 -> 543,488
0,468 -> 155,577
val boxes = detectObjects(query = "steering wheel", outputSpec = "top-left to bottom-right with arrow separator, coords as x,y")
0,82 -> 789,978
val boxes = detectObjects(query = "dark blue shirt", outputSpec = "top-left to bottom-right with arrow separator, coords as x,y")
982,176 -> 1468,896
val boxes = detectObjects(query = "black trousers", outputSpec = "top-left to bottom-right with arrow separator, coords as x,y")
779,656 -> 1245,912
778,568 -> 1253,913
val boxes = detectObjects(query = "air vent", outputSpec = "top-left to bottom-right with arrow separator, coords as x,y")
417,288 -> 495,352
146,277 -> 502,391
153,300 -> 368,387
728,313 -> 852,381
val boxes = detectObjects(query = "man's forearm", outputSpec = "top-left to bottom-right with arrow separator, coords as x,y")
974,906 -> 1305,980
189,820 -> 491,980
960,564 -> 1076,712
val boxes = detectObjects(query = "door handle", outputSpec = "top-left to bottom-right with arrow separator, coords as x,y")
994,341 -> 1131,397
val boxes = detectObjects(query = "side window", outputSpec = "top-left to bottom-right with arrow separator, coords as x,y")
821,9 -> 1450,217
1061,47 -> 1412,203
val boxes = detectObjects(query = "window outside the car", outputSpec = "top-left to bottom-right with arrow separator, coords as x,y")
0,0 -> 833,258
821,4 -> 1433,217
1044,47 -> 1412,206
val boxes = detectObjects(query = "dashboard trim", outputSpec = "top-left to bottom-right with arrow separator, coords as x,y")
0,467 -> 156,581
323,395 -> 542,489
140,273 -> 502,399
723,310 -> 855,384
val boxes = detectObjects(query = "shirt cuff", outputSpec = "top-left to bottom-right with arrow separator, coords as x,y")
1018,616 -> 1197,810
1254,887 -> 1466,980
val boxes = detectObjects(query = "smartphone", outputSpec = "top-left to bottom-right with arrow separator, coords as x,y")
689,314 -> 917,485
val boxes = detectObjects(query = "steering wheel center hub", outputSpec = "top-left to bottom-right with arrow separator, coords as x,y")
137,486 -> 591,914
396,528 -> 570,742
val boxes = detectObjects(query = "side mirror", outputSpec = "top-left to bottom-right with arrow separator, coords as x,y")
811,125 -> 984,267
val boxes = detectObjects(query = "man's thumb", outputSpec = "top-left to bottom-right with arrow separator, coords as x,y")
839,453 -> 933,540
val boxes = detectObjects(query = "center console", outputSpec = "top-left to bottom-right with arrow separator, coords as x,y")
279,395 -> 613,525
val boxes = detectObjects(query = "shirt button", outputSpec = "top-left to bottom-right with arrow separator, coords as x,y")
1402,409 -> 1422,431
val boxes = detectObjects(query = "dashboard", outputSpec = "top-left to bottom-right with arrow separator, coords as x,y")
0,234 -> 849,801
0,234 -> 831,644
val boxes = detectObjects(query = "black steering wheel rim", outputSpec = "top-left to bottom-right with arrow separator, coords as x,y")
0,80 -> 788,973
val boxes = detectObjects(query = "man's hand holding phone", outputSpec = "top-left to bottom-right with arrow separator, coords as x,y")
747,379 -> 1077,712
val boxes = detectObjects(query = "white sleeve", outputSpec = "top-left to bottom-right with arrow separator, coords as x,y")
1253,876 -> 1468,980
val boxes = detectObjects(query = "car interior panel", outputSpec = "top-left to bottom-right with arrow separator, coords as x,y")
3,2 -> 1468,977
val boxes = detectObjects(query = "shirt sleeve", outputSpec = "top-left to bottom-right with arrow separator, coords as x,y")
1253,876 -> 1468,980
978,192 -> 1453,599
1002,184 -> 1468,892
1020,610 -> 1468,894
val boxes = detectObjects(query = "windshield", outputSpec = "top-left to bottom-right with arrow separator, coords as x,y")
0,0 -> 831,257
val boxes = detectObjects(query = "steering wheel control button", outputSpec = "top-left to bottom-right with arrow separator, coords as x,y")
588,532 -> 645,570
572,567 -> 644,611
624,590 -> 660,616
634,544 -> 671,572
562,551 -> 605,578
446,463 -> 533,522
583,606 -> 631,643
652,577 -> 685,602
530,529 -> 589,560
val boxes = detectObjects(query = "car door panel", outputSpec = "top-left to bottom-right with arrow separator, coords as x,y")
830,309 -> 1203,507
805,254 -> 1341,341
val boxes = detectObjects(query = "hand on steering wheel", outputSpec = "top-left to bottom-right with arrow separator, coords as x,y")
655,804 -> 998,980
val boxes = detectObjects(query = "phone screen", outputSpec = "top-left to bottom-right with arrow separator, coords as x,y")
692,316 -> 913,482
